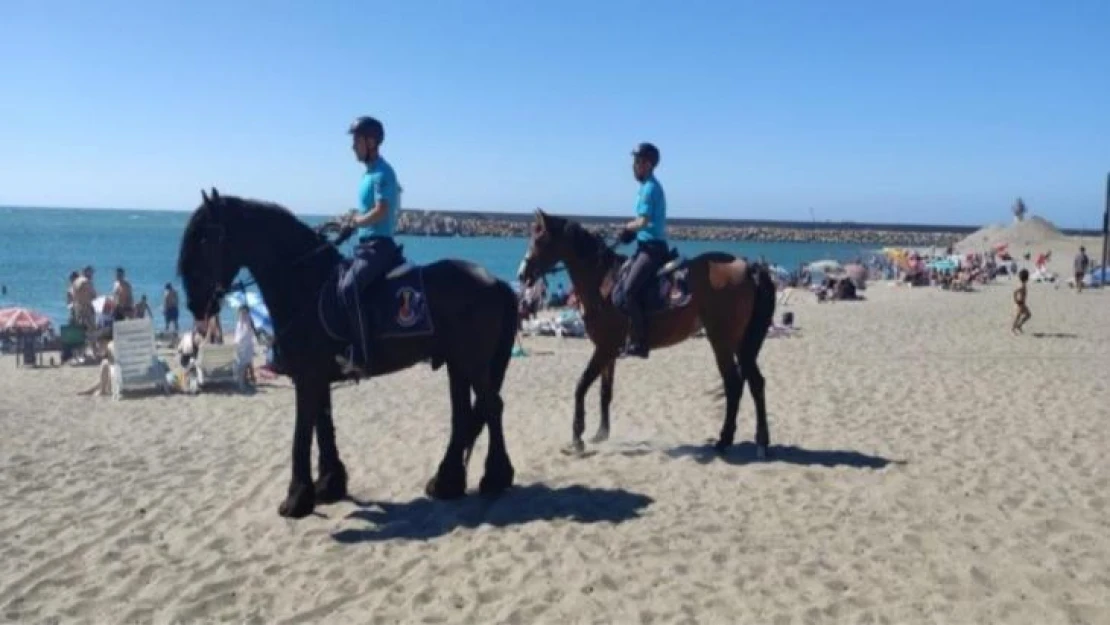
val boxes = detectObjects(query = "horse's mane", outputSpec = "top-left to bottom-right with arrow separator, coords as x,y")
176,196 -> 321,278
558,218 -> 623,270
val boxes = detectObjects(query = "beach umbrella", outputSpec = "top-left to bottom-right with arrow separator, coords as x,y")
0,307 -> 52,333
225,290 -> 274,336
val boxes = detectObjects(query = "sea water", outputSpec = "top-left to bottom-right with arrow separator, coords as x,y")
0,206 -> 877,329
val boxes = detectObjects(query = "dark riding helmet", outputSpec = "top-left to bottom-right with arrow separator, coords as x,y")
348,116 -> 385,142
631,142 -> 660,167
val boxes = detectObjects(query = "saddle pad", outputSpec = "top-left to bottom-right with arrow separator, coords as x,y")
369,268 -> 435,339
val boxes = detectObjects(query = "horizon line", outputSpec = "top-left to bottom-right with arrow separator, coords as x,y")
1,203 -> 1102,237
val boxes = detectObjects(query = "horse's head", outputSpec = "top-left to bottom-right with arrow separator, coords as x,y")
517,209 -> 614,288
176,188 -> 246,322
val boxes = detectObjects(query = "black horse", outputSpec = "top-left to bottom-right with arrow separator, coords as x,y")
177,189 -> 518,518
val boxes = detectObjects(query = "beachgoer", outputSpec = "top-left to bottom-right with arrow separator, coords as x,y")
77,341 -> 114,397
616,142 -> 668,359
112,267 -> 135,320
163,283 -> 180,334
82,266 -> 96,297
1012,269 -> 1031,335
66,271 -> 79,322
134,294 -> 152,319
336,115 -> 402,374
72,267 -> 96,333
234,305 -> 257,385
1074,246 -> 1090,293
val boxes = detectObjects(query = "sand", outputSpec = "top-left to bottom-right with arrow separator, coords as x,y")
2,272 -> 1109,624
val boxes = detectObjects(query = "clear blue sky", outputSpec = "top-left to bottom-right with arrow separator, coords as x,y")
1,0 -> 1107,227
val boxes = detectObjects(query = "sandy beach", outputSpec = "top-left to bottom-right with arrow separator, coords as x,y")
2,266 -> 1109,624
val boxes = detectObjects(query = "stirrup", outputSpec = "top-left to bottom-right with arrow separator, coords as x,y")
336,347 -> 369,378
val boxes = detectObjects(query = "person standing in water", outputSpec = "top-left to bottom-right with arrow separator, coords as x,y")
112,267 -> 135,320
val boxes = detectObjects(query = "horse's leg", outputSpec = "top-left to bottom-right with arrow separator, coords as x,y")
569,349 -> 607,454
313,389 -> 349,504
711,341 -> 744,452
742,352 -> 769,458
591,360 -> 616,443
738,318 -> 771,458
425,364 -> 472,500
278,376 -> 321,518
476,384 -> 514,496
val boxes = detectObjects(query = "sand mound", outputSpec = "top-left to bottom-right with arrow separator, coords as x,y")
956,215 -> 1066,251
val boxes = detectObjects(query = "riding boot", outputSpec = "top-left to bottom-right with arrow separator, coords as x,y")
620,302 -> 650,359
337,307 -> 373,377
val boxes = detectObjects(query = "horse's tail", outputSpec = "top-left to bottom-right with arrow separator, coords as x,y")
463,279 -> 517,466
491,279 -> 518,392
741,263 -> 777,351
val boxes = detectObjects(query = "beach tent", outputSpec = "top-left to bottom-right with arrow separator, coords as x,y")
767,265 -> 792,284
926,258 -> 958,272
808,260 -> 843,274
1083,266 -> 1110,287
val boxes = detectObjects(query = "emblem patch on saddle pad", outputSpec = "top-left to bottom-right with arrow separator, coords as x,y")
371,269 -> 435,339
394,285 -> 424,328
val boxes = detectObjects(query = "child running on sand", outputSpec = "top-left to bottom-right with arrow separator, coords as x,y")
1012,269 -> 1031,334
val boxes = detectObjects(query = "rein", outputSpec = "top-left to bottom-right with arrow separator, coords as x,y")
200,218 -> 355,342
536,236 -> 623,279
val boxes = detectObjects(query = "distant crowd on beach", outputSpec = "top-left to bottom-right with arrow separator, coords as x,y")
66,266 -> 180,336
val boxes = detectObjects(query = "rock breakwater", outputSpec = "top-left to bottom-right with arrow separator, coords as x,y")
395,210 -> 966,247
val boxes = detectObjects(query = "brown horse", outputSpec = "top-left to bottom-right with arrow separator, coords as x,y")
517,209 -> 777,456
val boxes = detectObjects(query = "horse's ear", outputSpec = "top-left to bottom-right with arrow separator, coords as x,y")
201,189 -> 210,204
210,187 -> 221,202
534,208 -> 548,229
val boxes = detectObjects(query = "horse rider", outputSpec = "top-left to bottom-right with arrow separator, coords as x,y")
616,142 -> 668,359
337,115 -> 402,374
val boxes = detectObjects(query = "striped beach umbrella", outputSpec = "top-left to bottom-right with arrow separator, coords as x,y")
224,291 -> 274,337
0,307 -> 52,333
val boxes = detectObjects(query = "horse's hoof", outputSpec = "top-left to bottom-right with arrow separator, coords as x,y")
560,438 -> 586,456
590,428 -> 610,444
479,463 -> 515,497
314,463 -> 349,504
755,445 -> 768,460
278,481 -> 316,518
425,473 -> 466,500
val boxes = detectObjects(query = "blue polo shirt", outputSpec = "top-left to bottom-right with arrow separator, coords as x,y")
357,157 -> 401,239
635,175 -> 666,243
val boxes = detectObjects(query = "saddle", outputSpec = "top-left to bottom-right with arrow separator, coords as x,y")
609,247 -> 692,314
318,246 -> 436,343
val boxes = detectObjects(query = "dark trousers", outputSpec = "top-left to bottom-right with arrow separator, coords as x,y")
623,240 -> 668,345
338,236 -> 399,364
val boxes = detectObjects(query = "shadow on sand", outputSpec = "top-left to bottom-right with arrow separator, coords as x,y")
666,441 -> 904,469
332,482 -> 654,544
1030,332 -> 1079,339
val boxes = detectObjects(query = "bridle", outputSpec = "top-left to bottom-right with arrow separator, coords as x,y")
194,217 -> 355,342
520,224 -> 622,286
